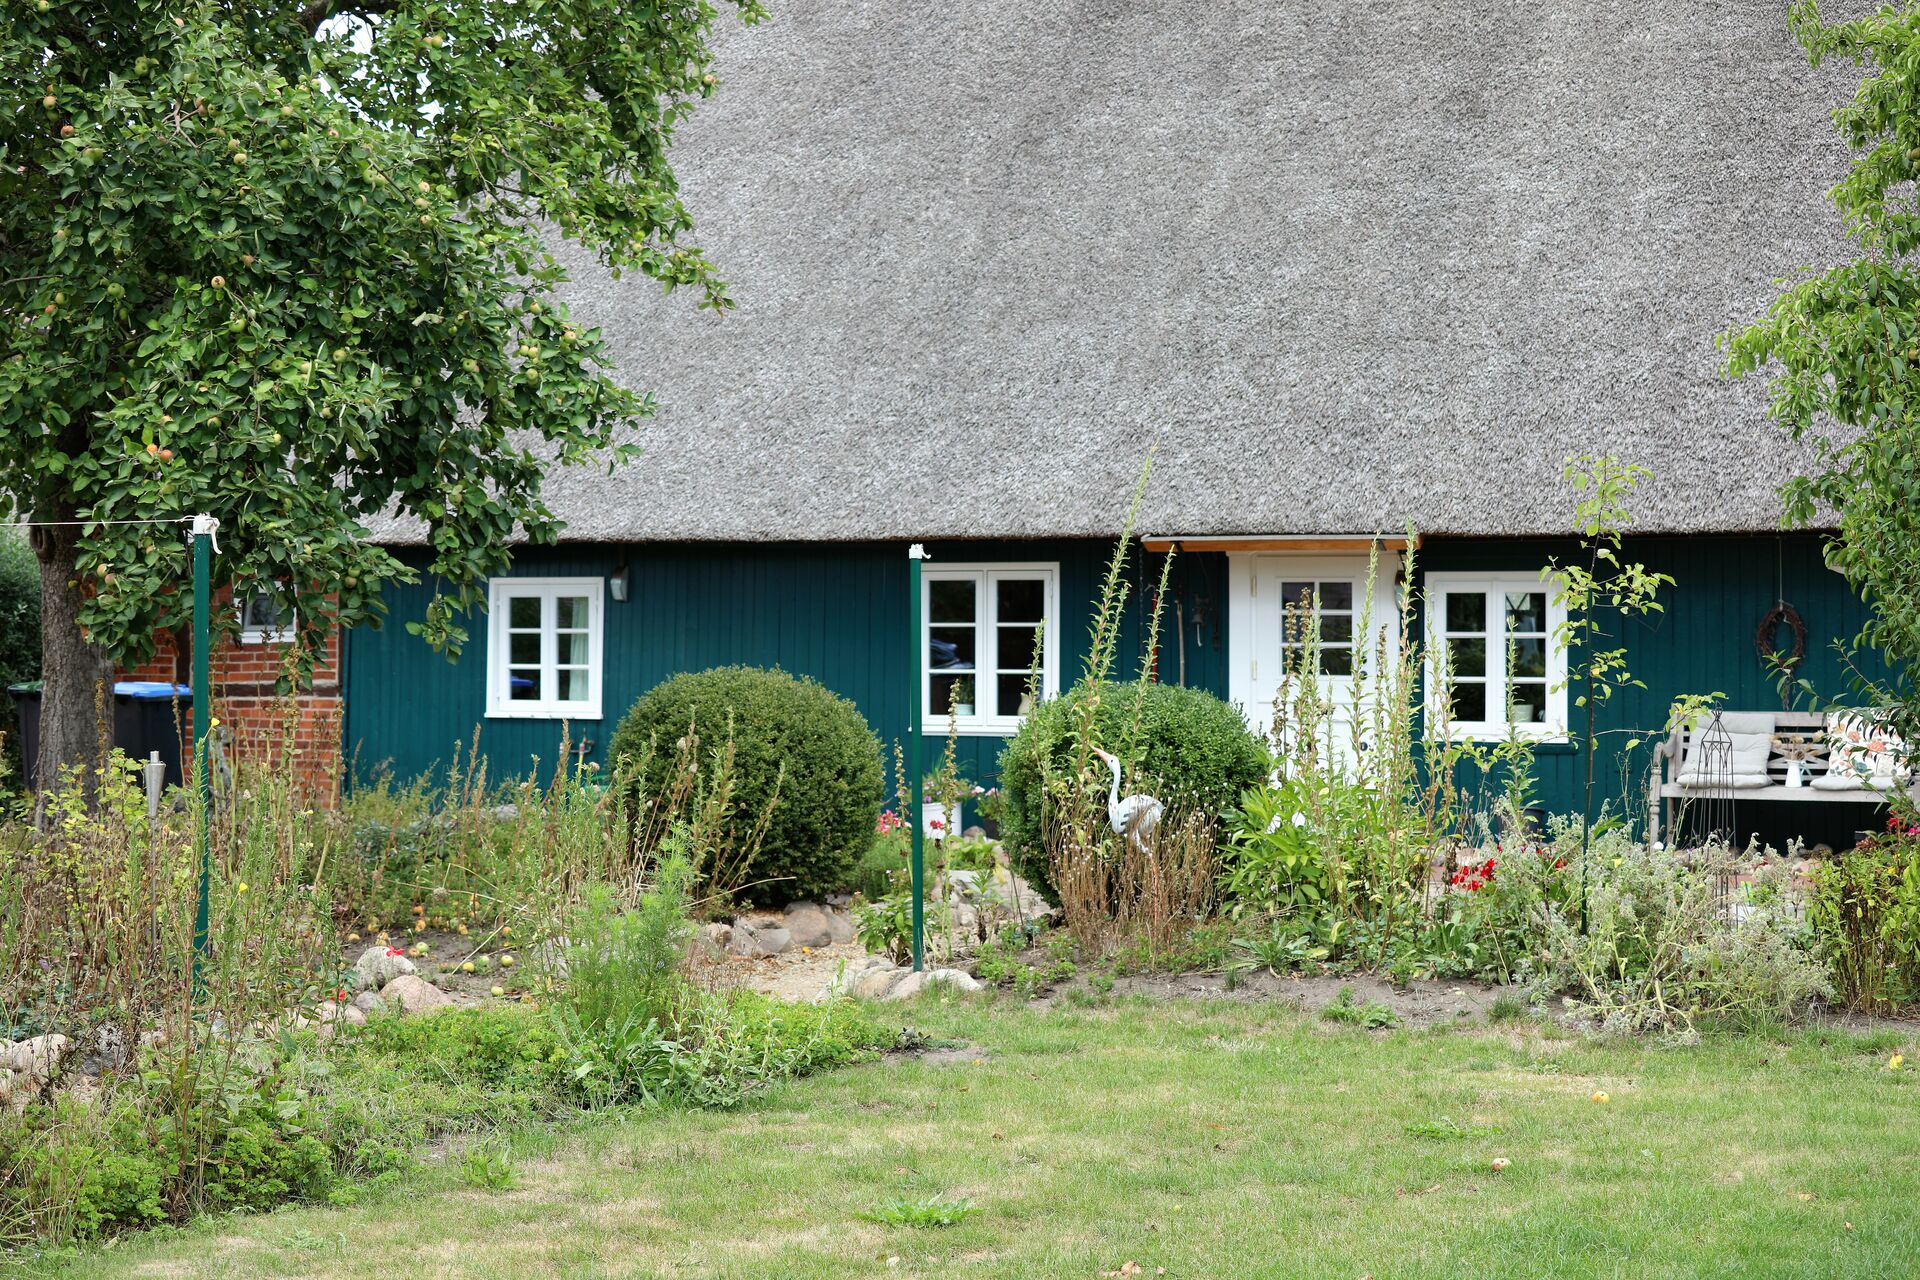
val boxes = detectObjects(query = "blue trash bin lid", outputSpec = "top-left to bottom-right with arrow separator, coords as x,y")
114,681 -> 191,702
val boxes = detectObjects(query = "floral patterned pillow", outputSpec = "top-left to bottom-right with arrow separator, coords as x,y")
1827,712 -> 1908,780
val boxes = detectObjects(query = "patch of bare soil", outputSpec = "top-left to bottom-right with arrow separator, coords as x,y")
693,938 -> 876,1002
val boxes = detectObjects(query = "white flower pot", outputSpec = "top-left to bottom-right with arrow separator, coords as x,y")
922,800 -> 962,842
953,702 -> 975,717
1785,759 -> 1805,788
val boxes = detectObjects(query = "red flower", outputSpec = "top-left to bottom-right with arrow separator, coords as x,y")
385,946 -> 404,957
333,987 -> 349,1002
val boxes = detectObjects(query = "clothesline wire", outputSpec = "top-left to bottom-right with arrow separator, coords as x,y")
0,517 -> 194,529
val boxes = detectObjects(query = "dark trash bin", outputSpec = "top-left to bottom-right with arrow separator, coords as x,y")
8,681 -> 192,790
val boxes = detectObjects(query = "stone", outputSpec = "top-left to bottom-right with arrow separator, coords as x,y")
962,825 -> 988,839
854,963 -> 906,1000
728,919 -> 772,958
7,1034 -> 70,1080
382,974 -> 454,1016
883,971 -> 929,1002
351,990 -> 385,1015
824,907 -> 855,945
317,1001 -> 367,1027
783,902 -> 834,948
700,922 -> 735,955
755,925 -> 794,955
927,968 -> 983,994
819,955 -> 892,999
0,1068 -> 15,1107
353,944 -> 417,991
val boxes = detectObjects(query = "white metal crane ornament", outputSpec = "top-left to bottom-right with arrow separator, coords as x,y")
1092,748 -> 1163,856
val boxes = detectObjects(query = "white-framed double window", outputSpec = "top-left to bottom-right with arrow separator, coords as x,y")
923,563 -> 1059,735
1426,572 -> 1568,740
486,578 -> 604,720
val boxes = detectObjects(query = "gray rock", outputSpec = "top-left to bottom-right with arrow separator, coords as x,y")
756,926 -> 794,955
824,907 -> 856,945
728,919 -> 772,958
819,955 -> 892,1000
382,974 -> 455,1016
351,990 -> 385,1015
883,971 -> 929,1002
0,1068 -> 15,1106
782,902 -> 834,948
927,968 -> 983,994
700,922 -> 734,955
7,1034 -> 69,1080
854,963 -> 906,1000
353,945 -> 417,991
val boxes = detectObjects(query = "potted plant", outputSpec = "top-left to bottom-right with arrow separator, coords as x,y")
950,676 -> 975,718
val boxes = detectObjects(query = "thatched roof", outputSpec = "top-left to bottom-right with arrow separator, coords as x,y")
385,0 -> 1863,544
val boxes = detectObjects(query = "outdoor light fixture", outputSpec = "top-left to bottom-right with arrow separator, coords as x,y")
608,562 -> 631,603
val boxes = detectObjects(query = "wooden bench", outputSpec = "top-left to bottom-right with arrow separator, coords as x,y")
1647,711 -> 1912,844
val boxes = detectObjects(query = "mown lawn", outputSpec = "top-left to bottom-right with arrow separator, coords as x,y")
40,995 -> 1920,1279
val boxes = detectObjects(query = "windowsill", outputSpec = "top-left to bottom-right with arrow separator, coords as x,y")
1436,726 -> 1573,748
486,706 -> 604,722
923,717 -> 1026,738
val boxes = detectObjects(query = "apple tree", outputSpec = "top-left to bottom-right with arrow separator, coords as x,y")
0,0 -> 760,789
1728,0 -> 1920,743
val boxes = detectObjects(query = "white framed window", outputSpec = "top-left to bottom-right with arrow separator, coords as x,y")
923,563 -> 1059,735
486,578 -> 604,720
1426,572 -> 1568,740
237,589 -> 296,644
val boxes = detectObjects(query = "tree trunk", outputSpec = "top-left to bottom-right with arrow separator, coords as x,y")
29,523 -> 115,801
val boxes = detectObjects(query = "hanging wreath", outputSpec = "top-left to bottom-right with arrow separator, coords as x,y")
1755,600 -> 1807,679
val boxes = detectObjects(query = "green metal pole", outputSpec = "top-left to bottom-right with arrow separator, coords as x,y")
908,543 -> 926,972
190,516 -> 214,988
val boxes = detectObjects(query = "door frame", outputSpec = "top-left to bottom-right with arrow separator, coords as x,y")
1226,550 -> 1400,740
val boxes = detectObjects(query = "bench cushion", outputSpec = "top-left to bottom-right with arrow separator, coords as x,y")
1676,772 -> 1775,791
1677,728 -> 1772,784
1827,712 -> 1909,783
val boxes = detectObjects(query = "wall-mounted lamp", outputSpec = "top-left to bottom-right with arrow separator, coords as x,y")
608,562 -> 631,603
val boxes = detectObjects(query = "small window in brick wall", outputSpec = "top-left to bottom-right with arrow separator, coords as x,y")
237,590 -> 297,644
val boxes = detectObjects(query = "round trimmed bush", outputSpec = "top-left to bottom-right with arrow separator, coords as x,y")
609,666 -> 882,904
996,679 -> 1267,900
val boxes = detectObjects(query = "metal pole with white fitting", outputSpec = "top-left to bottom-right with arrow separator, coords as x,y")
189,514 -> 218,992
907,543 -> 928,973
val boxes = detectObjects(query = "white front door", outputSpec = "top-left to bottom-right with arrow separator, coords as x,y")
1227,552 -> 1400,757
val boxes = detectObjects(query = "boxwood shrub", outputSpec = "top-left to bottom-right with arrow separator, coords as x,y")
997,679 -> 1267,900
610,666 -> 883,904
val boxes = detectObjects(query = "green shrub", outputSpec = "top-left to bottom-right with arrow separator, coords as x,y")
1809,818 -> 1920,1012
609,666 -> 883,904
996,679 -> 1266,898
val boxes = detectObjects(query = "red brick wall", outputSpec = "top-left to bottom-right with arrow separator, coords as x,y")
119,600 -> 344,806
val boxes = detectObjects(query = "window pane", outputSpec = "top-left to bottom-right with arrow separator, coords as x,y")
928,626 -> 975,670
557,668 -> 589,703
556,595 -> 589,630
1506,681 -> 1547,724
556,631 -> 589,666
1447,637 -> 1486,678
1510,636 -> 1546,679
1319,647 -> 1354,677
1320,616 -> 1353,644
1317,581 -> 1354,611
509,669 -> 541,701
929,580 -> 976,624
1505,591 -> 1546,634
1448,681 -> 1487,722
508,595 -> 540,629
997,578 -> 1044,623
510,632 -> 541,665
932,673 -> 973,716
997,624 -> 1037,672
998,673 -> 1035,718
1445,592 -> 1485,633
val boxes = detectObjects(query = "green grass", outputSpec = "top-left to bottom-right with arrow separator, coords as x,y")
29,997 -> 1920,1279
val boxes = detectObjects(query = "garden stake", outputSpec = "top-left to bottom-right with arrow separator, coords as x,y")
190,514 -> 217,995
908,543 -> 927,971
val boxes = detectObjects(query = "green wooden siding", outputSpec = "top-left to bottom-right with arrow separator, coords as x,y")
1418,533 -> 1890,850
344,530 -> 1886,848
344,539 -> 1229,795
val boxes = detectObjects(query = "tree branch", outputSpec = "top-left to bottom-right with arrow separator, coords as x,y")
297,0 -> 402,37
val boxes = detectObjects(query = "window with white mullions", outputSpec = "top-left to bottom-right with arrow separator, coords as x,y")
1280,579 -> 1356,676
1427,572 -> 1567,740
487,578 -> 604,719
923,564 -> 1058,734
